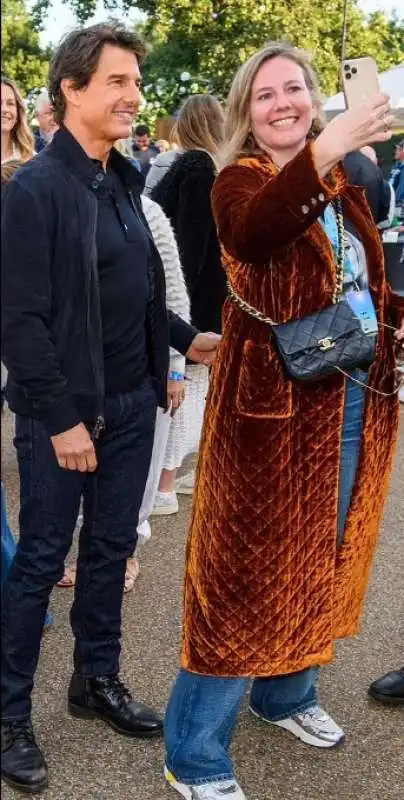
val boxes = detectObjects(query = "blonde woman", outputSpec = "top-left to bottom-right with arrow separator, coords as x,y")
163,44 -> 403,800
1,78 -> 35,164
151,95 -> 226,512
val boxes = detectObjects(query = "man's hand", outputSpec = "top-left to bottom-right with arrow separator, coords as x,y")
51,422 -> 98,472
186,332 -> 221,366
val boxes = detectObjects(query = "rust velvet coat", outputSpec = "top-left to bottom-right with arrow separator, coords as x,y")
180,143 -> 403,678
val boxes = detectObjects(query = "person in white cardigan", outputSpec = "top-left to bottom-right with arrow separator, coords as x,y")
125,194 -> 210,588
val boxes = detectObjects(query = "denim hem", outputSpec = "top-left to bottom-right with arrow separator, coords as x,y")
75,667 -> 119,677
250,697 -> 316,723
166,764 -> 235,786
1,713 -> 31,723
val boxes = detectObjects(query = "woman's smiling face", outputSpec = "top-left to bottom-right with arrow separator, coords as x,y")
1,83 -> 18,136
250,56 -> 315,161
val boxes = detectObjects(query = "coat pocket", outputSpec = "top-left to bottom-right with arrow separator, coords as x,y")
236,340 -> 294,419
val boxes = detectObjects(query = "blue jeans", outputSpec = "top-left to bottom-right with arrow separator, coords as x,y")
165,371 -> 367,784
1,379 -> 156,721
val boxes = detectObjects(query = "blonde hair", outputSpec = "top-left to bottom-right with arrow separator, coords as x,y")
1,158 -> 23,184
114,138 -> 134,158
1,79 -> 35,163
222,42 -> 325,167
174,94 -> 225,159
156,138 -> 170,152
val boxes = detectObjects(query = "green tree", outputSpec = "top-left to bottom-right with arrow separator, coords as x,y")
137,0 -> 404,97
26,0 -> 404,116
1,0 -> 52,95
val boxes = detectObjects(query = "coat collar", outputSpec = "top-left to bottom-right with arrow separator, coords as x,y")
47,125 -> 144,195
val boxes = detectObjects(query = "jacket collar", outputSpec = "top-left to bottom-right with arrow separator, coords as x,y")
47,125 -> 144,195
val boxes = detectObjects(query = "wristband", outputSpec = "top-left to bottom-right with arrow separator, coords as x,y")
168,370 -> 185,382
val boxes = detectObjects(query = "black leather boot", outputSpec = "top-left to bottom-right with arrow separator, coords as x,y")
68,673 -> 164,737
368,667 -> 404,705
1,720 -> 48,794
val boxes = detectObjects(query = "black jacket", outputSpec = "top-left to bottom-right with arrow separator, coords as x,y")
151,149 -> 226,334
1,127 -> 197,436
343,151 -> 392,225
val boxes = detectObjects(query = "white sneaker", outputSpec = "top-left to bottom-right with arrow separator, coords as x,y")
150,491 -> 179,516
250,703 -> 344,748
174,470 -> 195,495
164,766 -> 247,800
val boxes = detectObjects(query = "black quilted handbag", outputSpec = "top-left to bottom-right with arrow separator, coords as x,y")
227,197 -> 377,384
271,298 -> 376,382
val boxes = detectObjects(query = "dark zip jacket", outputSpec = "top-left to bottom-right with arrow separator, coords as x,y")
1,127 -> 198,436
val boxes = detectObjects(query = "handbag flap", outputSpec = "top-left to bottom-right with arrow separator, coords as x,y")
273,300 -> 363,357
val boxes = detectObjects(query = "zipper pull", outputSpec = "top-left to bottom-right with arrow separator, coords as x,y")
91,415 -> 105,441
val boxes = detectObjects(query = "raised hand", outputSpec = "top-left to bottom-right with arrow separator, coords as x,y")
314,93 -> 394,178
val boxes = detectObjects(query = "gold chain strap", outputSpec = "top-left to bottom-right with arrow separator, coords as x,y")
226,197 -> 402,398
226,279 -> 277,326
336,366 -> 403,397
227,198 -> 346,326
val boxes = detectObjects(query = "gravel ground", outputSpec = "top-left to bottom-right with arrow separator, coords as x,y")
1,407 -> 403,800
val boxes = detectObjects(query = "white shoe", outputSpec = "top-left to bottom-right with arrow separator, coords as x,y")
250,703 -> 344,748
174,470 -> 195,495
164,766 -> 247,800
150,491 -> 179,516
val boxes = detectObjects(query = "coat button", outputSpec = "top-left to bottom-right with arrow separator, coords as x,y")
318,192 -> 325,202
301,204 -> 310,214
311,197 -> 317,206
91,180 -> 99,189
96,172 -> 104,182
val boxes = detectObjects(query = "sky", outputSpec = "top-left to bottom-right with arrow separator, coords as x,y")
34,0 -> 401,47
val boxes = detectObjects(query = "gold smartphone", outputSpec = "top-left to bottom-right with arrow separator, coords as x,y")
341,57 -> 380,107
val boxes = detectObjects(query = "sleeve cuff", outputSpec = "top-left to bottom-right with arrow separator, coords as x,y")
282,141 -> 347,225
37,397 -> 82,436
168,312 -> 199,356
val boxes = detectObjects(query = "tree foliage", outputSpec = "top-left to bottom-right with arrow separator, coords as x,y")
1,0 -> 52,95
138,1 -> 404,96
13,0 -> 404,120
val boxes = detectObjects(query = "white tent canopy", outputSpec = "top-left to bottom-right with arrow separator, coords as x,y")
323,63 -> 404,128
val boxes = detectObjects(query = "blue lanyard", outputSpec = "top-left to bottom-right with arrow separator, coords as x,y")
320,204 -> 355,282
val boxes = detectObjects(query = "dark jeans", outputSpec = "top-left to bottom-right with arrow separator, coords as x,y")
1,379 -> 157,721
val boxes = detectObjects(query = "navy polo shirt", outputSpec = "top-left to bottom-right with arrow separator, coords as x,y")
94,162 -> 151,394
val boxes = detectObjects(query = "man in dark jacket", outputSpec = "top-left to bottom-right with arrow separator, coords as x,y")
344,146 -> 394,226
1,22 -> 220,794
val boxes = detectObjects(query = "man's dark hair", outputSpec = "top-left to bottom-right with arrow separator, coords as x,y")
49,22 -> 146,124
134,124 -> 150,137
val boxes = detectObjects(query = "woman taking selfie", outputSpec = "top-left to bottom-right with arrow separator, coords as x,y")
163,43 -> 404,800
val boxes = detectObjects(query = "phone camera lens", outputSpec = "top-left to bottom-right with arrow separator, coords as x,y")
346,72 -> 352,80
352,66 -> 357,74
344,64 -> 350,71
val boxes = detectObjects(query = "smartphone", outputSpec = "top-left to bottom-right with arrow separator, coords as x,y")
341,57 -> 380,108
